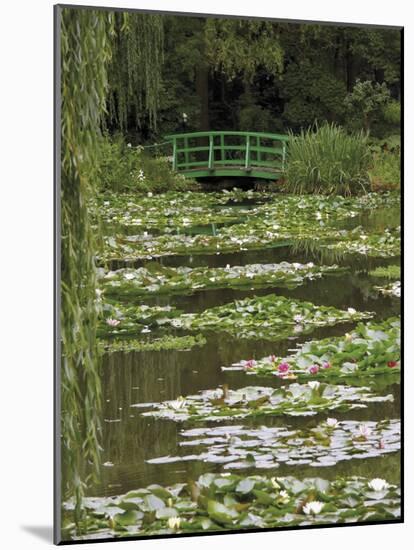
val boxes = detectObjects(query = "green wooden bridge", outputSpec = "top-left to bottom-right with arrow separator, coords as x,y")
164,131 -> 289,180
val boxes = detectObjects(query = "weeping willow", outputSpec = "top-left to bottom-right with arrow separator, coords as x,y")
60,7 -> 114,524
60,7 -> 165,528
107,13 -> 164,130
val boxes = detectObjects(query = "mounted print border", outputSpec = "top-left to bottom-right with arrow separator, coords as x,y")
54,3 -> 404,544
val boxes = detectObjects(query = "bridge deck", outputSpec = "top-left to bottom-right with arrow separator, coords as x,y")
164,131 -> 288,181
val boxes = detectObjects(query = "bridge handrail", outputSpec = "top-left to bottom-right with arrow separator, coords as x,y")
163,130 -> 289,179
164,130 -> 289,141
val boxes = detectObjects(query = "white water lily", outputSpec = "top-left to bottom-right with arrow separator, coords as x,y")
307,262 -> 314,268
303,501 -> 324,515
326,418 -> 339,428
358,424 -> 372,438
278,490 -> 290,504
347,307 -> 357,315
147,191 -> 153,197
308,381 -> 320,391
293,314 -> 305,323
368,478 -> 390,492
124,273 -> 135,280
168,397 -> 187,410
168,517 -> 181,530
106,318 -> 120,327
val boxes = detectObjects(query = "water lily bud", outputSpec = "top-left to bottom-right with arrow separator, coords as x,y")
309,364 -> 319,375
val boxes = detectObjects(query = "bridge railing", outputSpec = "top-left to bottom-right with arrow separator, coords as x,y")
164,131 -> 289,177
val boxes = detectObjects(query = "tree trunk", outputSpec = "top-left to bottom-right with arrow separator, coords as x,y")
196,64 -> 210,131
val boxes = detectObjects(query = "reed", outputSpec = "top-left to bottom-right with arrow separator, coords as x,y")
285,123 -> 371,195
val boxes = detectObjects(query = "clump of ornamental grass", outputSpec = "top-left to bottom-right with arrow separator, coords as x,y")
284,122 -> 371,196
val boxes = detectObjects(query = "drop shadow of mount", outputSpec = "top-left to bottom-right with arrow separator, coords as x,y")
21,525 -> 53,543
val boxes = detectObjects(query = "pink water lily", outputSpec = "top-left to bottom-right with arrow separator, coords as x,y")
277,362 -> 290,373
322,361 -> 332,369
309,364 -> 319,375
244,359 -> 257,370
268,354 -> 277,363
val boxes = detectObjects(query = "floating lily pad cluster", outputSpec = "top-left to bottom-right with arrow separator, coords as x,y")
93,189 -> 270,230
146,418 -> 400,470
98,303 -> 181,338
137,382 -> 393,422
227,318 -> 400,379
63,472 -> 400,539
93,191 -> 399,232
319,227 -> 400,258
98,192 -> 400,261
374,281 -> 401,298
369,265 -> 400,280
101,261 -> 345,298
99,334 -> 206,354
170,294 -> 373,340
101,221 -> 400,263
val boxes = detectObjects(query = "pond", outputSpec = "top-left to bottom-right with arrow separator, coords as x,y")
65,188 -> 401,539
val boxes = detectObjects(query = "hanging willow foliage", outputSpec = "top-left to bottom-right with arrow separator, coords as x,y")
107,13 -> 164,130
205,19 -> 284,81
60,7 -> 165,528
60,7 -> 114,524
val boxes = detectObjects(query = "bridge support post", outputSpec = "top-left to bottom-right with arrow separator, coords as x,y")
184,136 -> 189,169
245,134 -> 251,171
208,134 -> 214,170
172,138 -> 177,171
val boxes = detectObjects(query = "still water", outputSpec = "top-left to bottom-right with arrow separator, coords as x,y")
90,200 -> 401,497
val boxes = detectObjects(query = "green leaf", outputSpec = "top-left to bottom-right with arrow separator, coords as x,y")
113,509 -> 142,526
142,494 -> 166,511
236,478 -> 255,494
207,500 -> 239,524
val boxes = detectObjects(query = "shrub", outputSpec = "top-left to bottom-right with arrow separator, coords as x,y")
284,123 -> 371,195
368,150 -> 400,191
97,135 -> 200,193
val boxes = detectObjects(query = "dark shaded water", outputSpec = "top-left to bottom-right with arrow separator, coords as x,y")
90,200 -> 401,497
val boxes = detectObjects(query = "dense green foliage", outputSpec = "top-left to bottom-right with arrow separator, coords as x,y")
285,123 -> 371,195
97,136 -> 199,193
134,21 -> 400,139
106,13 -> 164,130
369,150 -> 401,190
